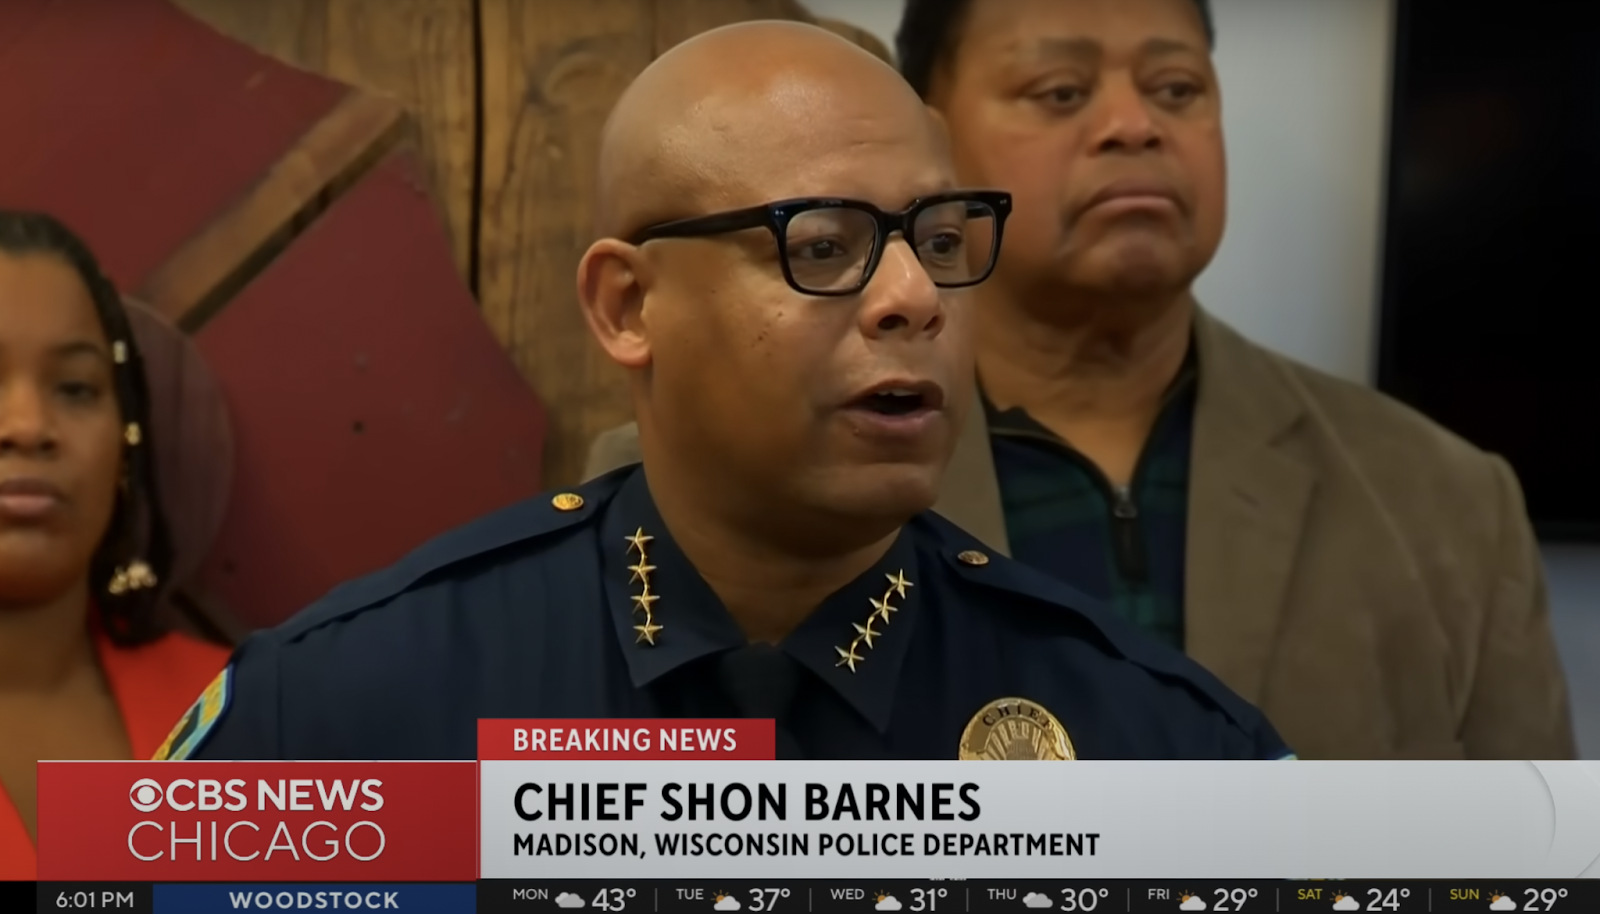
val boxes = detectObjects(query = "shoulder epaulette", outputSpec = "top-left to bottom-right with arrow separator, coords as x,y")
917,510 -> 1270,734
273,467 -> 631,642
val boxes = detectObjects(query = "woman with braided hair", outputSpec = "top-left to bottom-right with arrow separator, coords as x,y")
0,210 -> 230,877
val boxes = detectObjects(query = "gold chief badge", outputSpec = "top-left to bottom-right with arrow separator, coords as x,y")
958,697 -> 1076,760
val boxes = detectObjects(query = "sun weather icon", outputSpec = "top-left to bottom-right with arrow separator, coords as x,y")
1331,893 -> 1359,912
873,893 -> 902,911
1177,892 -> 1206,911
1488,893 -> 1517,912
712,892 -> 741,911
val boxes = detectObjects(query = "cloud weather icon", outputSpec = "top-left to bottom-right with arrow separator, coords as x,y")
555,894 -> 585,909
1331,895 -> 1359,912
874,895 -> 902,911
1179,894 -> 1207,912
714,896 -> 742,911
1022,893 -> 1052,909
1489,896 -> 1517,912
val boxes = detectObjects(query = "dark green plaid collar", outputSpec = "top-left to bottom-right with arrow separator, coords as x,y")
980,337 -> 1199,650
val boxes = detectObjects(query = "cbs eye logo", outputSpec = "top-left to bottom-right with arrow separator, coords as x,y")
129,778 -> 164,813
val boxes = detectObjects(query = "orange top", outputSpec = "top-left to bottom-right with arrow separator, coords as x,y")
0,623 -> 230,880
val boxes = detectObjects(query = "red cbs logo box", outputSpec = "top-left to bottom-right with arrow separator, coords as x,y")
36,761 -> 476,882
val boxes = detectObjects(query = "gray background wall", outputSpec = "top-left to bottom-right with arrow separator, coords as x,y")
805,0 -> 1600,757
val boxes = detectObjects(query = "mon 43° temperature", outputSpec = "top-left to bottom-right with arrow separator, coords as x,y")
592,888 -> 639,911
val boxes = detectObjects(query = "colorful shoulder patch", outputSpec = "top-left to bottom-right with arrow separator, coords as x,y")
152,666 -> 232,761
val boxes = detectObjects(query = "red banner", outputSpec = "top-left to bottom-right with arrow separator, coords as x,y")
477,719 -> 775,760
36,761 -> 476,882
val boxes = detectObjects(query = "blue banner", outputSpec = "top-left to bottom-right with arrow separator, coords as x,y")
154,883 -> 474,913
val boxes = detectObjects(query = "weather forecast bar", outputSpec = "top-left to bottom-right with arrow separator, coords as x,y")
468,881 -> 1596,914
13,879 -> 1594,914
468,881 -> 1600,913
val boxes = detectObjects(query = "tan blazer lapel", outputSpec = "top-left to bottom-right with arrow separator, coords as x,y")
1185,311 -> 1315,704
932,385 -> 1011,556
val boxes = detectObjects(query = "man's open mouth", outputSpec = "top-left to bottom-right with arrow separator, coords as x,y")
858,389 -> 929,416
847,381 -> 944,417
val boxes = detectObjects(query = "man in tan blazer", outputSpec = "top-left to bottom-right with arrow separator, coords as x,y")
585,0 -> 1575,760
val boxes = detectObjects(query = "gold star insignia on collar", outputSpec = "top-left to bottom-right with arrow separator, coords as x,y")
886,570 -> 913,599
870,597 -> 897,624
625,528 -> 662,646
834,569 -> 911,674
834,643 -> 865,673
852,620 -> 880,648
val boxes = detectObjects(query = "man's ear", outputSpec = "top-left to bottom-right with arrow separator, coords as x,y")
576,239 -> 652,369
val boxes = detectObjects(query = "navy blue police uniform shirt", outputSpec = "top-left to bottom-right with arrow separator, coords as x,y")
157,466 -> 1294,762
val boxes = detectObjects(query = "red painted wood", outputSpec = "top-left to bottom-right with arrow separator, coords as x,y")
0,0 -> 49,62
0,0 -> 344,290
195,150 -> 548,629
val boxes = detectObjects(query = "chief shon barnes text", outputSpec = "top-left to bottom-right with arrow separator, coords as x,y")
512,781 -> 981,823
509,783 -> 1100,860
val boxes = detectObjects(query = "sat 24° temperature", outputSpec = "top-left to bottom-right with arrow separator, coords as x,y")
1361,888 -> 1410,910
592,888 -> 638,911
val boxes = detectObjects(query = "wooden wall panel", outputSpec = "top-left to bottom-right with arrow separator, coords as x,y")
475,0 -> 656,489
476,0 -> 819,487
160,0 -> 858,490
173,0 -> 478,281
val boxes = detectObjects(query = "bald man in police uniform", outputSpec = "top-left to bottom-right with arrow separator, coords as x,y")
156,21 -> 1294,763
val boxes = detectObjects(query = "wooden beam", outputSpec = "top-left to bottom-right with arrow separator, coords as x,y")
138,88 -> 406,328
172,0 -> 479,283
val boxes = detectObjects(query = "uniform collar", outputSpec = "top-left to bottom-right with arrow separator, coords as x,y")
599,467 -> 923,733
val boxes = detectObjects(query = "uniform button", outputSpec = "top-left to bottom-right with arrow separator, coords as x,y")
957,549 -> 989,566
551,493 -> 585,511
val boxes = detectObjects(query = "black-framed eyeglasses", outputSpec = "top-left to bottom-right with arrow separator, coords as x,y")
627,190 -> 1013,297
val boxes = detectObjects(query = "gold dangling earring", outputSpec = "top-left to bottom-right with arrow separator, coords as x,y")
108,560 -> 157,596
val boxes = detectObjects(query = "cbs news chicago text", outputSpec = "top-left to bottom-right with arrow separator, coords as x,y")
9,719 -> 1599,914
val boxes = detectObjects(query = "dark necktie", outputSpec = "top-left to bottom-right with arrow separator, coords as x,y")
715,643 -> 807,760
